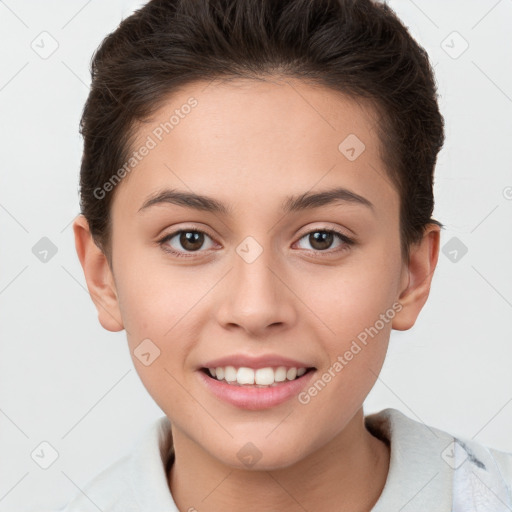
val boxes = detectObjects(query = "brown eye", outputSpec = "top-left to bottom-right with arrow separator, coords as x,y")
178,231 -> 205,251
308,231 -> 334,251
295,229 -> 354,254
159,229 -> 215,257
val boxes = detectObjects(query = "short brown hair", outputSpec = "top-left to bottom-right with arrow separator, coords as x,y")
79,0 -> 445,263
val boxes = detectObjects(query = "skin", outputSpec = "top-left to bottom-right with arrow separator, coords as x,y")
74,77 -> 440,512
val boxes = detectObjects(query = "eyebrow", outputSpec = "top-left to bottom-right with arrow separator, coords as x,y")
138,186 -> 374,215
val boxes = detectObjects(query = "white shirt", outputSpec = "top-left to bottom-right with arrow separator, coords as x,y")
60,408 -> 512,511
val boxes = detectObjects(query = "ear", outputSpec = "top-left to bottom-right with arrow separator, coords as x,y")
73,215 -> 124,332
392,223 -> 440,331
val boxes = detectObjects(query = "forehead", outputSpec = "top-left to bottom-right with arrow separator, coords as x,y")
114,77 -> 397,217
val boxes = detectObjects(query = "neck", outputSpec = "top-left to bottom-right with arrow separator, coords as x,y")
167,407 -> 390,512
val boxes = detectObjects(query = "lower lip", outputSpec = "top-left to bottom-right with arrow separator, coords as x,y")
197,369 -> 316,410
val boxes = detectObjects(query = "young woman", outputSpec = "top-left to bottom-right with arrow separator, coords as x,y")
64,0 -> 512,510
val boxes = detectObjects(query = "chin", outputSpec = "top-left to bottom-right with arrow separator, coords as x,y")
208,438 -> 308,471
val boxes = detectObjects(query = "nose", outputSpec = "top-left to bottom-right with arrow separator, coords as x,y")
215,241 -> 297,337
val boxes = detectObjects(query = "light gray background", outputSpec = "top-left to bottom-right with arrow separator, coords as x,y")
0,1 -> 511,510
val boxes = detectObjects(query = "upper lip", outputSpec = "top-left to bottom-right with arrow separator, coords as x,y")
200,354 -> 315,370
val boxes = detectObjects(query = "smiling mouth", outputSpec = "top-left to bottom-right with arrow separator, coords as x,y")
200,366 -> 316,388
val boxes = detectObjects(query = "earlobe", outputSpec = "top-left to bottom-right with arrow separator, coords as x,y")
73,215 -> 124,332
392,224 -> 440,331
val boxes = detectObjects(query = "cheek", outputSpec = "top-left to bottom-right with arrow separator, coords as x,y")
305,262 -> 400,340
300,282 -> 392,427
112,250 -> 209,377
114,262 -> 197,413
114,246 -> 199,337
299,247 -> 400,388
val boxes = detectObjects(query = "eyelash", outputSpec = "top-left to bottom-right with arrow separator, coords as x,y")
157,227 -> 355,259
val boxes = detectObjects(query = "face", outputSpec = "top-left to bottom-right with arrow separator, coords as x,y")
88,78 -> 416,469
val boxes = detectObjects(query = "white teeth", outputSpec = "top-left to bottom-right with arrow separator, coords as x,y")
237,367 -> 255,385
255,367 -> 274,385
206,365 -> 310,386
274,366 -> 287,382
224,365 -> 237,382
286,367 -> 297,380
